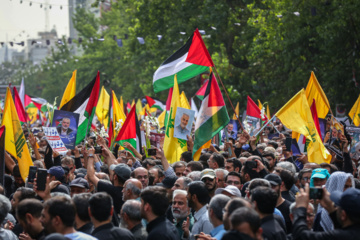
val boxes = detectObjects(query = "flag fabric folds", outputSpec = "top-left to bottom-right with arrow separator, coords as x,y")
163,76 -> 188,163
275,89 -> 331,164
95,86 -> 110,128
1,88 -> 33,181
0,126 -> 5,186
193,73 -> 230,160
305,71 -> 330,119
246,96 -> 267,121
115,105 -> 137,155
60,71 -> 100,145
13,87 -> 27,124
349,94 -> 360,126
145,96 -> 165,111
195,80 -> 209,101
190,98 -> 199,118
180,91 -> 191,110
59,70 -> 77,109
19,78 -> 25,108
153,29 -> 214,93
232,102 -> 239,120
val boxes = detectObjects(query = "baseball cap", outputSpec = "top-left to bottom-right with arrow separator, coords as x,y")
330,188 -> 360,217
48,166 -> 65,180
264,173 -> 282,186
215,185 -> 241,197
311,168 -> 330,180
156,175 -> 178,189
69,177 -> 89,189
110,164 -> 131,180
200,169 -> 216,181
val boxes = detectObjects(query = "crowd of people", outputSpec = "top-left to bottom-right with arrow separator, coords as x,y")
0,118 -> 359,240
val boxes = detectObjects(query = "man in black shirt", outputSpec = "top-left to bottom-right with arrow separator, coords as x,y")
251,186 -> 286,240
140,186 -> 179,240
89,192 -> 134,240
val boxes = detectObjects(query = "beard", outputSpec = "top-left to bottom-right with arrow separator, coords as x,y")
172,207 -> 188,220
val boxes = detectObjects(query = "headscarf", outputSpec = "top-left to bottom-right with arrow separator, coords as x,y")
318,171 -> 354,231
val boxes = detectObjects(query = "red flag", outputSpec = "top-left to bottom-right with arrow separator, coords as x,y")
166,87 -> 173,111
13,87 -> 28,123
145,96 -> 155,108
195,80 -> 208,101
186,29 -> 214,67
246,96 -> 267,121
310,99 -> 322,141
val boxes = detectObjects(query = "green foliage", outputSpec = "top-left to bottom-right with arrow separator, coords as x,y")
3,0 -> 360,116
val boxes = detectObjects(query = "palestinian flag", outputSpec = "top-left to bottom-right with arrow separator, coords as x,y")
193,73 -> 229,160
115,105 -> 137,155
24,95 -> 47,110
195,80 -> 208,100
153,28 -> 214,93
61,71 -> 100,145
145,96 -> 165,111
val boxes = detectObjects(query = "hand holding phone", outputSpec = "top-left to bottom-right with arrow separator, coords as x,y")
309,187 -> 323,199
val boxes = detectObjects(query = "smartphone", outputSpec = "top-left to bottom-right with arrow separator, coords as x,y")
285,137 -> 292,152
36,168 -> 48,191
148,149 -> 157,156
28,166 -> 37,183
246,160 -> 257,169
94,146 -> 102,154
309,187 -> 323,199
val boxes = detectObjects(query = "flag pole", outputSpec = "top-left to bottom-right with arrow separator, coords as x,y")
254,115 -> 277,137
213,66 -> 244,131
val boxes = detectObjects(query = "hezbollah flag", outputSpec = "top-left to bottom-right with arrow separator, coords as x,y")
305,71 -> 330,119
180,91 -> 191,110
114,105 -> 137,155
153,29 -> 214,92
232,102 -> 239,120
59,70 -> 76,109
164,88 -> 173,129
61,71 -> 100,145
349,94 -> 360,126
275,89 -> 331,164
193,73 -> 229,160
95,86 -> 110,129
112,91 -> 127,136
1,88 -> 33,181
163,76 -> 187,163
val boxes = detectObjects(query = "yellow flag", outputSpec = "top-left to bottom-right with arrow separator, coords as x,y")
193,140 -> 211,161
112,91 -> 126,136
1,88 -> 33,181
158,110 -> 166,129
131,99 -> 135,107
232,102 -> 239,120
95,86 -> 110,128
119,96 -> 125,114
136,99 -> 143,117
59,70 -> 77,109
180,91 -> 191,109
258,100 -> 263,110
266,104 -> 270,119
275,89 -> 331,164
26,104 -> 38,124
305,71 -> 330,118
163,75 -> 187,163
349,95 -> 360,126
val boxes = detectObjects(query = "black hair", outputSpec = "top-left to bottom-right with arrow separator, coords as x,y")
262,151 -> 275,160
181,151 -> 193,163
140,186 -> 169,217
89,192 -> 113,222
16,198 -> 43,222
187,161 -> 203,172
225,172 -> 241,183
251,187 -> 278,214
188,181 -> 210,205
298,168 -> 312,180
44,196 -> 76,227
73,193 -> 92,222
15,187 -> 36,202
279,169 -> 294,191
267,141 -> 278,149
211,153 -> 225,168
221,152 -> 229,159
226,198 -> 249,214
226,158 -> 242,172
243,161 -> 260,179
230,207 -> 261,234
248,179 -> 270,193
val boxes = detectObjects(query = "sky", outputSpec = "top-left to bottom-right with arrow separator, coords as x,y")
0,0 -> 69,51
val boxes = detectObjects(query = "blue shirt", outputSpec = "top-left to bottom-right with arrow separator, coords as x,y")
210,224 -> 226,240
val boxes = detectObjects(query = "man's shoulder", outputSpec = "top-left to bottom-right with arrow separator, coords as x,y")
65,231 -> 98,240
108,226 -> 134,238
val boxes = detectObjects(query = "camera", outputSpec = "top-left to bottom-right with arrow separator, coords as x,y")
309,187 -> 323,199
94,146 -> 102,154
